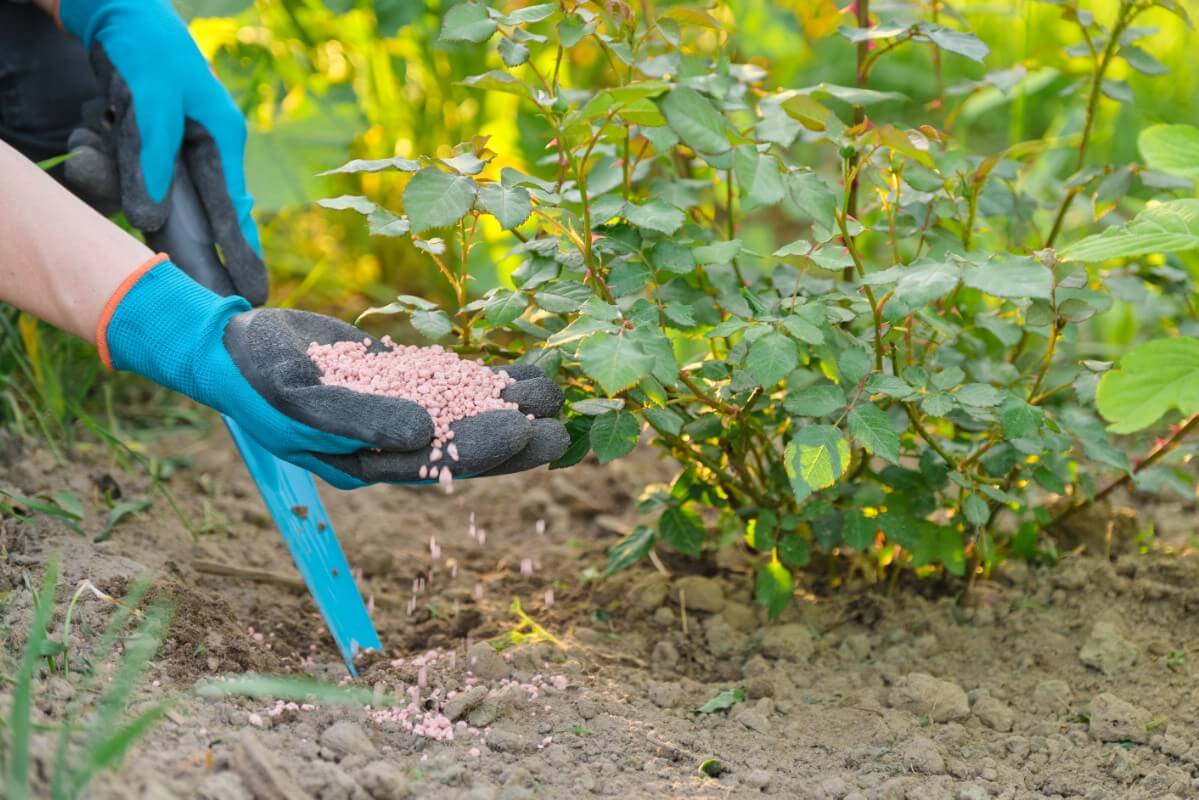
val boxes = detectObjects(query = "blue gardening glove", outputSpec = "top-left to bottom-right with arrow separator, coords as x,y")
100,258 -> 569,489
60,0 -> 266,305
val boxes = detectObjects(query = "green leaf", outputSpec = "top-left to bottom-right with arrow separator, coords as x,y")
781,314 -> 824,345
440,3 -> 497,43
1139,124 -> 1199,180
571,398 -> 625,415
317,195 -> 376,214
747,332 -> 799,386
706,317 -> 749,339
733,146 -> 784,210
1101,79 -> 1134,103
784,425 -> 850,503
745,512 -> 777,552
413,237 -> 446,255
644,406 -> 685,436
84,703 -> 169,778
484,290 -> 527,326
608,261 -> 652,296
497,3 -> 557,24
317,157 -> 420,176
955,383 -> 1003,408
693,239 -> 742,264
1121,45 -> 1169,76
534,280 -> 593,312
625,200 -> 685,235
589,411 -> 641,463
848,404 -> 900,464
663,302 -> 697,328
367,208 -> 410,237
867,374 -> 918,401
1096,337 -> 1199,433
784,383 -> 845,417
842,511 -> 876,550
931,366 -> 964,391
9,560 -> 58,796
499,37 -> 530,67
784,171 -> 837,227
800,83 -> 906,106
460,70 -> 532,97
777,534 -> 810,568
864,260 -> 960,312
658,506 -> 704,556
476,183 -> 532,229
755,559 -> 793,619
551,415 -> 593,469
1076,424 -> 1130,472
402,167 -> 476,233
411,310 -> 453,340
648,240 -> 696,274
960,255 -> 1052,299
582,81 -> 671,120
605,525 -> 655,577
924,25 -> 989,62
1000,397 -> 1042,439
49,491 -> 84,520
1059,200 -> 1199,263
657,86 -> 730,155
963,493 -> 990,527
697,686 -> 745,715
579,333 -> 656,394
95,499 -> 151,543
196,674 -> 384,706
838,348 -> 871,384
558,13 -> 587,46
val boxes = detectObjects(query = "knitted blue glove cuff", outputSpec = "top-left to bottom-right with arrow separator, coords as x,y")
101,257 -> 250,406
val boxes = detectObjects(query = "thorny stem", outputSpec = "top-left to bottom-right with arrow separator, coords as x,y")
859,32 -> 917,77
1051,413 -> 1199,526
837,211 -> 885,371
1027,319 -> 1064,402
457,218 -> 473,346
725,169 -> 735,241
575,112 -> 621,304
903,402 -> 961,472
843,0 -> 871,281
930,0 -> 944,107
1045,2 -> 1141,248
962,184 -> 980,252
679,371 -> 733,414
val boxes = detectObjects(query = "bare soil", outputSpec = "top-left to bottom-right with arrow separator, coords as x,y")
2,427 -> 1199,800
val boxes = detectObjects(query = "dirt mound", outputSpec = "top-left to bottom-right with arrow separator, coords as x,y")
3,434 -> 1199,799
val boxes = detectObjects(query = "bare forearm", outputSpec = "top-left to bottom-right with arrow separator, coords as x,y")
30,0 -> 56,16
0,140 -> 154,342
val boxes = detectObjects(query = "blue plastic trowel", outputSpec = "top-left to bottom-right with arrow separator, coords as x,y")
145,164 -> 381,675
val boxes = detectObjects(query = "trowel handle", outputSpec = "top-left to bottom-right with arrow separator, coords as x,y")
144,163 -> 237,298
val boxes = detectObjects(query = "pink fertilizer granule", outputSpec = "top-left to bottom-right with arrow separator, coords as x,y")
307,338 -> 519,481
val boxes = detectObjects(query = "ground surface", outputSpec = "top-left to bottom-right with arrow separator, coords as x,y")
2,429 -> 1199,800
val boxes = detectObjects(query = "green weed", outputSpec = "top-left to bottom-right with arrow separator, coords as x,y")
1,561 -> 172,800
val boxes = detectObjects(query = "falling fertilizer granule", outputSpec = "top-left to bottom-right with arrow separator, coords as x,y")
307,338 -> 519,486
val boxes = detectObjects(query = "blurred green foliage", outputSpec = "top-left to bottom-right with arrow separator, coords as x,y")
187,0 -> 1199,321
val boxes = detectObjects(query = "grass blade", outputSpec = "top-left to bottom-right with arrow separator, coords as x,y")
6,559 -> 60,800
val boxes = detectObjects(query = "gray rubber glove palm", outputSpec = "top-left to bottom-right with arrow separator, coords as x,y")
225,308 -> 569,485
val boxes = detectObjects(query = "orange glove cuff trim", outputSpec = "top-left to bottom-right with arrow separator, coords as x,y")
96,253 -> 170,369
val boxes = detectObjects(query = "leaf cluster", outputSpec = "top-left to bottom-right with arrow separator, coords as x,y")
321,0 -> 1199,616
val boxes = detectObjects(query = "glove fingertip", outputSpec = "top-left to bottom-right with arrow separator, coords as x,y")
500,378 -> 565,418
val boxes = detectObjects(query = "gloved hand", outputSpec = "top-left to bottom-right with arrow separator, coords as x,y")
100,257 -> 569,489
58,0 -> 266,305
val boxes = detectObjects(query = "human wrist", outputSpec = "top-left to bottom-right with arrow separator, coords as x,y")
100,257 -> 251,404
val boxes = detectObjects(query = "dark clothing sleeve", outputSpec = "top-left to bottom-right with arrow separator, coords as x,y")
0,3 -> 99,166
